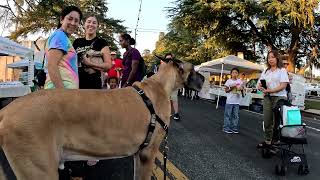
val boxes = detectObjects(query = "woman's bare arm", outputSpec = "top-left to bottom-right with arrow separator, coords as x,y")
47,49 -> 64,88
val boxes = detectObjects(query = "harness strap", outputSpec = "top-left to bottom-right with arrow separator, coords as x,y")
132,85 -> 169,150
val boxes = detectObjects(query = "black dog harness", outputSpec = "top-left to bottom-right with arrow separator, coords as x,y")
132,85 -> 169,149
133,85 -> 170,180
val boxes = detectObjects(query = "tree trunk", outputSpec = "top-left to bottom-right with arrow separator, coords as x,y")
286,25 -> 300,73
286,49 -> 296,73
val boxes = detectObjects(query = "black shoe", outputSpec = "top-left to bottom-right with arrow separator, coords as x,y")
173,113 -> 181,121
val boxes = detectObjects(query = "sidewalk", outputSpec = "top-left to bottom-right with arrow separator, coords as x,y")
304,109 -> 320,115
302,109 -> 320,119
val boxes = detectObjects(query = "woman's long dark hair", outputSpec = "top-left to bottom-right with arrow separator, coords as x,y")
120,33 -> 136,45
57,5 -> 83,28
266,49 -> 283,71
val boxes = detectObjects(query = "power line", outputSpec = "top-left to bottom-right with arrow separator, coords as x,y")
134,0 -> 143,48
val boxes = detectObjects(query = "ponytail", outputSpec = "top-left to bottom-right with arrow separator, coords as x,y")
120,33 -> 136,45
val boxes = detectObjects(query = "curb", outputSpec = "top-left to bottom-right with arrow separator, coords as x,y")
301,110 -> 320,119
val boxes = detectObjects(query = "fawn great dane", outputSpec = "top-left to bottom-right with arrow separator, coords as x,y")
0,60 -> 204,180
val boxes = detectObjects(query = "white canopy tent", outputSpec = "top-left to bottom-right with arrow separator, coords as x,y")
196,55 -> 264,109
0,37 -> 33,57
7,58 -> 42,69
0,36 -> 34,85
195,65 -> 230,74
198,55 -> 264,72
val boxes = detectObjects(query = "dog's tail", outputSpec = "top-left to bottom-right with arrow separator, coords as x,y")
0,112 -> 3,146
0,112 -> 13,180
0,150 -> 13,180
0,112 -> 5,180
0,162 -> 6,180
0,166 -> 5,180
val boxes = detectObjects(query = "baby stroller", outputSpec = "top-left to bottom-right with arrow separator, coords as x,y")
261,99 -> 309,176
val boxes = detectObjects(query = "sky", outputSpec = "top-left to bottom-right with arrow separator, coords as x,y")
107,0 -> 174,53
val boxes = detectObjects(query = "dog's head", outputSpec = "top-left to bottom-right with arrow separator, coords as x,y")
158,58 -> 204,91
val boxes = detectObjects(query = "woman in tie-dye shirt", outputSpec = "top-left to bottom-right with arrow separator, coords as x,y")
44,6 -> 83,89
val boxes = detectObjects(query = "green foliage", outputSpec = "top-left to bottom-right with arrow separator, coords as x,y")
0,0 -> 127,50
305,100 -> 320,110
153,0 -> 320,70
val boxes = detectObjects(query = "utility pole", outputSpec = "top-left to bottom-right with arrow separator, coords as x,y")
134,0 -> 143,48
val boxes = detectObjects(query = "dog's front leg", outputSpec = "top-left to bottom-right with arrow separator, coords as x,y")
134,149 -> 156,180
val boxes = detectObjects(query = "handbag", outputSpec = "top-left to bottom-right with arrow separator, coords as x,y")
82,40 -> 104,74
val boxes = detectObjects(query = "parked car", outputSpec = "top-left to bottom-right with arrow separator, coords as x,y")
305,83 -> 320,96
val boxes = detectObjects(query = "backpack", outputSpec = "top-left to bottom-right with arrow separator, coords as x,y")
35,69 -> 46,87
139,56 -> 147,78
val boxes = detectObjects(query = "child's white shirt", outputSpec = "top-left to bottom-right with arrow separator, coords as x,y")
225,78 -> 242,104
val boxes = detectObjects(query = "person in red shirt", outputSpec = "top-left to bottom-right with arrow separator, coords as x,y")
107,51 -> 123,81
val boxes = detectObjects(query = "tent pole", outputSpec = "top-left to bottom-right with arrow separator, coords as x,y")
216,63 -> 224,109
5,56 -> 8,81
27,53 -> 35,86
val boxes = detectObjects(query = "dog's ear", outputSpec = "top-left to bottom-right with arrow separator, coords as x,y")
155,54 -> 173,63
155,54 -> 165,61
172,60 -> 184,72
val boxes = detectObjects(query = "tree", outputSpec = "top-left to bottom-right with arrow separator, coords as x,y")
155,0 -> 320,71
0,0 -> 127,50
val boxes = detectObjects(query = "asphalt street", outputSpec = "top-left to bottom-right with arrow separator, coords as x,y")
166,97 -> 320,180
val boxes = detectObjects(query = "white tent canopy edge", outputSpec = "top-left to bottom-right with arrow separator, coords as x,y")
0,36 -> 34,85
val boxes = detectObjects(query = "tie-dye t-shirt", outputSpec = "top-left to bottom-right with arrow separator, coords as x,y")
44,29 -> 79,89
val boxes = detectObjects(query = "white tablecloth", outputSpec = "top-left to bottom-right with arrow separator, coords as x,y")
0,83 -> 31,98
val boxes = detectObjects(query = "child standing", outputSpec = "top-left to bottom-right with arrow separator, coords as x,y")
104,77 -> 119,89
223,68 -> 243,134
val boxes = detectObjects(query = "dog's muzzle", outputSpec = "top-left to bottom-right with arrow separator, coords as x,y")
185,71 -> 204,91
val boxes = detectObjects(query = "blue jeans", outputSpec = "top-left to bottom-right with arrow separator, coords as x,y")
223,104 -> 239,131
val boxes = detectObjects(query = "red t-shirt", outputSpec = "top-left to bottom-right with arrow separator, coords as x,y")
107,59 -> 123,78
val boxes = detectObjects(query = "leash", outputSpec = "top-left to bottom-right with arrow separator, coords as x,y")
163,133 -> 169,180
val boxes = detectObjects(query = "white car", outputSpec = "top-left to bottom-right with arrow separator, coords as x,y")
305,83 -> 320,96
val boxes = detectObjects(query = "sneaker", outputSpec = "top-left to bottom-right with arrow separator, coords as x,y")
223,130 -> 233,134
231,130 -> 239,134
173,113 -> 181,121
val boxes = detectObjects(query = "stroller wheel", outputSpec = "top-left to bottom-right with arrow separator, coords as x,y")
275,164 -> 286,176
261,148 -> 272,159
